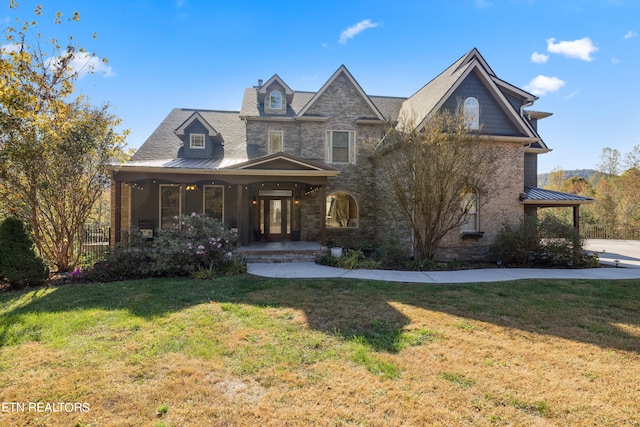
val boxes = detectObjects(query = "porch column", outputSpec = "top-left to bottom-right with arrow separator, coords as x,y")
180,183 -> 187,216
321,185 -> 327,247
237,184 -> 246,245
111,179 -> 122,245
573,205 -> 580,232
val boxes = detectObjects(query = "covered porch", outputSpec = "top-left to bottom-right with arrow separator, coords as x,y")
109,153 -> 339,247
521,186 -> 595,231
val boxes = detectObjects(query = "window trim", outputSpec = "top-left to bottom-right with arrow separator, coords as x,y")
464,97 -> 480,130
326,130 -> 356,164
190,133 -> 205,149
159,184 -> 182,230
326,191 -> 359,228
460,186 -> 479,233
202,184 -> 224,223
268,130 -> 284,154
269,91 -> 282,110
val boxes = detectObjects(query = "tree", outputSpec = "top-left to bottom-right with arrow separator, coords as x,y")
597,147 -> 621,176
371,107 -> 499,260
546,167 -> 566,191
0,217 -> 49,288
0,3 -> 127,271
623,144 -> 640,170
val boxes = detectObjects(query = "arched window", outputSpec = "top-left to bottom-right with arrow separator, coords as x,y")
326,192 -> 358,228
269,91 -> 282,110
460,186 -> 478,232
464,97 -> 479,129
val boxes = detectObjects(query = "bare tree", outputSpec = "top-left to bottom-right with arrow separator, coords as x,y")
371,108 -> 499,260
623,144 -> 640,170
598,147 -> 621,176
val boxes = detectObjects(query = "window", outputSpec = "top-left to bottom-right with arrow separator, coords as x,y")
269,91 -> 282,110
460,187 -> 478,232
326,130 -> 355,164
190,133 -> 205,149
160,184 -> 181,230
464,97 -> 479,130
203,185 -> 224,222
326,192 -> 358,228
268,130 -> 283,153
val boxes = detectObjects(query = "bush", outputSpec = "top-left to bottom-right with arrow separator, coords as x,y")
0,217 -> 49,288
490,216 -> 597,267
374,236 -> 409,268
86,213 -> 240,282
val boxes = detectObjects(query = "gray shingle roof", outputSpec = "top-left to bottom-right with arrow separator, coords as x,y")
130,109 -> 247,163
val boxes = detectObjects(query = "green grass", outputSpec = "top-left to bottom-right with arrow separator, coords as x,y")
0,275 -> 639,425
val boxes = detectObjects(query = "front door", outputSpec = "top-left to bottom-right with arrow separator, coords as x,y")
261,198 -> 291,241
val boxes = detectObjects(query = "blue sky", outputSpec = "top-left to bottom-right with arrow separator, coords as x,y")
3,0 -> 639,174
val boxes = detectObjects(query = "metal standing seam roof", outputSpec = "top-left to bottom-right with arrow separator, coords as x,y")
523,187 -> 595,204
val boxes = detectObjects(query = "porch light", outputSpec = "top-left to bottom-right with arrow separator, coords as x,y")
186,184 -> 198,191
252,196 -> 257,205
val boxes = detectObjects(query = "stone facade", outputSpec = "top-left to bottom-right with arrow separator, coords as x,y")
113,49 -> 568,260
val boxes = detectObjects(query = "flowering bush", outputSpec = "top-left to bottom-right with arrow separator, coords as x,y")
152,213 -> 239,276
86,213 -> 241,282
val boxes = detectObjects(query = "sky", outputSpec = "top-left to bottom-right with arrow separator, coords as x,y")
2,0 -> 639,174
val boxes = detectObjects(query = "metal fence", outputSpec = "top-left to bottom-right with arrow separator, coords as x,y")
82,224 -> 110,261
581,224 -> 640,240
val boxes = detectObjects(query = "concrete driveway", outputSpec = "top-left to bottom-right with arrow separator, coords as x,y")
585,239 -> 640,268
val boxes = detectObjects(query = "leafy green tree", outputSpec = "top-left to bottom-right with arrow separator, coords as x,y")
0,3 -> 127,271
0,217 -> 49,288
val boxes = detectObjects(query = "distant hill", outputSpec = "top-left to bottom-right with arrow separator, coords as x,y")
537,169 -> 597,188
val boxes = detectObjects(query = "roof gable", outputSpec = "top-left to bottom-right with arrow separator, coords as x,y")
232,152 -> 336,172
399,48 -> 543,144
175,111 -> 220,139
297,65 -> 385,121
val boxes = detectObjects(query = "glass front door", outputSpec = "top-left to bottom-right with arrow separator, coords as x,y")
260,198 -> 291,240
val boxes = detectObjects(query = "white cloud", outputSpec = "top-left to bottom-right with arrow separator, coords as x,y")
530,52 -> 549,63
546,37 -> 598,61
338,19 -> 380,44
0,43 -> 20,57
611,57 -> 620,64
48,51 -> 115,78
524,75 -> 565,96
624,30 -> 638,40
3,44 -> 114,77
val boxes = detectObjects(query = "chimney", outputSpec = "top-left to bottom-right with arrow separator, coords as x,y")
254,79 -> 264,89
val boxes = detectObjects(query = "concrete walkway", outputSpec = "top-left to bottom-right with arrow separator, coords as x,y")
248,239 -> 640,283
247,262 -> 640,283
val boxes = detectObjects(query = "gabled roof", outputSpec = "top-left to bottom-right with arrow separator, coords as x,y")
522,187 -> 594,206
174,111 -> 220,138
297,65 -> 386,121
258,74 -> 294,97
232,152 -> 338,174
398,48 -> 543,145
129,109 -> 247,163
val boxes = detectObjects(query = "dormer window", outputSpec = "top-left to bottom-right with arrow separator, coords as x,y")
464,97 -> 479,130
269,91 -> 282,110
190,133 -> 205,149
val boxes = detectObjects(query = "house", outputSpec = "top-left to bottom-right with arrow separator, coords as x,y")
109,48 -> 592,260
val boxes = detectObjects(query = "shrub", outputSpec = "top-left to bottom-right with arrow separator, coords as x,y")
0,217 -> 49,288
374,236 -> 409,268
490,216 -> 597,267
86,213 -> 240,282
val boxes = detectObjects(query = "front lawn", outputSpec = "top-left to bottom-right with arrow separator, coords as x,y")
0,276 -> 638,425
